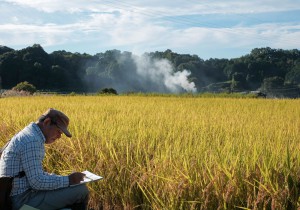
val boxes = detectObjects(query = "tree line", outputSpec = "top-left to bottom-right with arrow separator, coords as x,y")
0,44 -> 299,97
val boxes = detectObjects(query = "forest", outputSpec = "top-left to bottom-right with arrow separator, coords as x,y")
0,44 -> 299,97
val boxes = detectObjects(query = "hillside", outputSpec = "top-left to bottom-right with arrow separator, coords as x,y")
0,44 -> 299,97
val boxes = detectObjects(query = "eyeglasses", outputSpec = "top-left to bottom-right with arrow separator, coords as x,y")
51,120 -> 63,135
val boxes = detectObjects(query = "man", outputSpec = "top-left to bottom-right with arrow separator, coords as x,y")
0,108 -> 89,210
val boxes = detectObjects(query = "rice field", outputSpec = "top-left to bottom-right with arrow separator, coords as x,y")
1,95 -> 300,209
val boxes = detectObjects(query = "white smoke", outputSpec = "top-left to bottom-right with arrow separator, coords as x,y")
132,54 -> 197,93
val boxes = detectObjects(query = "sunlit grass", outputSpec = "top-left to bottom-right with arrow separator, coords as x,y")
1,95 -> 300,209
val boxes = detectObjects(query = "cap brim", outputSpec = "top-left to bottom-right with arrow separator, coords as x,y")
57,125 -> 72,138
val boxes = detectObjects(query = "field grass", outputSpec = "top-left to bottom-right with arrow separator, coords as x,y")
1,95 -> 300,209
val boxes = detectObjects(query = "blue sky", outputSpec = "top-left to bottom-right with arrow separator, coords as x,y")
0,0 -> 300,59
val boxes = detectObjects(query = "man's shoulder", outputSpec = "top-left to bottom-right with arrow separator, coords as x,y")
11,123 -> 43,145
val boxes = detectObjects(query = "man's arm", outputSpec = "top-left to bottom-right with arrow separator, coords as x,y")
20,140 -> 69,190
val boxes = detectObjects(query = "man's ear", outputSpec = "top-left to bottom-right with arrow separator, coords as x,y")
43,117 -> 52,126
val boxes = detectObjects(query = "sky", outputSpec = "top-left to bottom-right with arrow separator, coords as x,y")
0,0 -> 300,60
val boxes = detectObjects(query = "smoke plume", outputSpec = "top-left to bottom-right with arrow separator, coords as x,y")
84,51 -> 197,93
132,54 -> 197,93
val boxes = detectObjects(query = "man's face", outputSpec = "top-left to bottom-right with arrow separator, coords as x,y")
43,118 -> 63,144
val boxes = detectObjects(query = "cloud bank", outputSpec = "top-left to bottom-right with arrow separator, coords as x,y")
1,0 -> 300,59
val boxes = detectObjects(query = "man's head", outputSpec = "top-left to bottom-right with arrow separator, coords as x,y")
37,108 -> 72,144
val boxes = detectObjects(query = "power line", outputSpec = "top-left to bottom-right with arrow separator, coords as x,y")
98,0 -> 300,45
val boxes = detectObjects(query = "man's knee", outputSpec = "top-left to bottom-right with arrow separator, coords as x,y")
75,184 -> 89,201
65,185 -> 89,209
81,184 -> 89,197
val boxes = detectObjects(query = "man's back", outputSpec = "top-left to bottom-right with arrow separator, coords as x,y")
0,109 -> 89,210
0,123 -> 69,195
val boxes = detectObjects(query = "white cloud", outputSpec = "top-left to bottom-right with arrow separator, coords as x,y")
4,0 -> 300,15
0,0 -> 299,58
1,15 -> 299,56
4,0 -> 89,13
0,23 -> 77,46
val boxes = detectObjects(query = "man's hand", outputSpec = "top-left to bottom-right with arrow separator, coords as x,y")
68,172 -> 85,185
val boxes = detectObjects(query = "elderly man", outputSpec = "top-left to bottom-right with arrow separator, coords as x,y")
0,108 -> 89,210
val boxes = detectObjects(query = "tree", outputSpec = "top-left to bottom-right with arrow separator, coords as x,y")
285,63 -> 300,85
231,72 -> 247,91
0,46 -> 13,55
224,61 -> 247,79
12,81 -> 37,94
261,76 -> 286,97
262,77 -> 284,90
246,62 -> 264,89
98,88 -> 118,95
1,45 -> 300,95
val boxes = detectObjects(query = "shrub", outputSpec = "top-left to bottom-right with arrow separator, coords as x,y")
12,81 -> 37,94
98,88 -> 118,95
69,92 -> 77,96
1,90 -> 32,97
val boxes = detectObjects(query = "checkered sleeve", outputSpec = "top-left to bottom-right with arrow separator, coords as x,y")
20,140 -> 69,190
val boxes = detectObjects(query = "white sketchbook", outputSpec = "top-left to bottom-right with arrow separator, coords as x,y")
70,170 -> 103,187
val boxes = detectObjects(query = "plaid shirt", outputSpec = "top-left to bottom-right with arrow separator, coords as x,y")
0,123 -> 69,196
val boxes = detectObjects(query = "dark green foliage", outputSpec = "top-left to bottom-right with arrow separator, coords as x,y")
201,81 -> 231,93
0,45 -> 14,55
98,88 -> 118,95
262,76 -> 284,90
285,63 -> 300,85
261,76 -> 299,98
231,72 -> 247,91
0,45 -> 300,97
12,81 -> 36,94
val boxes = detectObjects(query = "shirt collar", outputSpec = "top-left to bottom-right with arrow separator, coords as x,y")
31,122 -> 46,143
